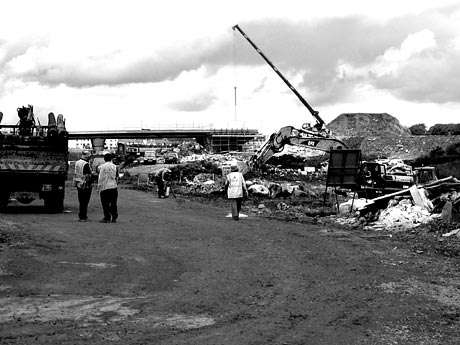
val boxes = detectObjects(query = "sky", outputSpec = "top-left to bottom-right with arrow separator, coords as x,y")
0,0 -> 459,134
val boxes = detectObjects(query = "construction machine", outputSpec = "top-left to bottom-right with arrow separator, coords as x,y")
0,105 -> 68,211
356,159 -> 438,198
232,24 -> 347,169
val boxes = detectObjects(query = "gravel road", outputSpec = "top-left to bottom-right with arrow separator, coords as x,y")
0,185 -> 459,344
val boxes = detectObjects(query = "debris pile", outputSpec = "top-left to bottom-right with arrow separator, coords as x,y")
336,176 -> 460,233
364,199 -> 433,231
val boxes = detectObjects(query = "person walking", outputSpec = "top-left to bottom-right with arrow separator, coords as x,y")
97,152 -> 119,223
225,164 -> 248,220
73,151 -> 93,221
155,167 -> 171,198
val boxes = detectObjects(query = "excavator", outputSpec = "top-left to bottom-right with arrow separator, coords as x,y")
232,24 -> 347,169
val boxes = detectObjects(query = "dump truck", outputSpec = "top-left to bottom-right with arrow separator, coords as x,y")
0,105 -> 69,212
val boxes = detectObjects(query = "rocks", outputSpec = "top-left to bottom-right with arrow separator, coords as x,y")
338,198 -> 370,215
441,229 -> 460,237
276,202 -> 289,211
248,184 -> 270,196
368,199 -> 434,231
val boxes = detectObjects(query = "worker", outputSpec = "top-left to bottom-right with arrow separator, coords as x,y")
73,150 -> 93,222
225,164 -> 248,220
155,168 -> 172,198
97,152 -> 119,223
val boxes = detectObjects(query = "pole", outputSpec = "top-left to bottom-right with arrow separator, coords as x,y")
234,86 -> 237,121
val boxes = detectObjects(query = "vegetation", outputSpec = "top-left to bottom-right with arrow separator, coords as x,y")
428,123 -> 460,135
409,123 -> 427,135
413,142 -> 460,178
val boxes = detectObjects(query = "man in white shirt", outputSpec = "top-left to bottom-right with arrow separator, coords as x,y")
73,151 -> 92,222
97,153 -> 119,223
225,164 -> 248,220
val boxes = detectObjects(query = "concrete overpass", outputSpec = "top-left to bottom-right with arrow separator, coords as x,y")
68,128 -> 265,152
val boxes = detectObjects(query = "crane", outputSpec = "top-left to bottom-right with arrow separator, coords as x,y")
233,24 -> 325,130
232,24 -> 347,167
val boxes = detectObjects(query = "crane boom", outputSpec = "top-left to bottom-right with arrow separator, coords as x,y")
232,24 -> 325,129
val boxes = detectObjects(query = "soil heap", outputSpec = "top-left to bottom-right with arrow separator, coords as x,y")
327,113 -> 410,138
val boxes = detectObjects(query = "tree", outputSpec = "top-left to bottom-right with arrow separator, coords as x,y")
428,123 -> 460,135
408,123 -> 426,135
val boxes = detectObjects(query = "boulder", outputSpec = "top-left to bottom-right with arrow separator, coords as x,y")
248,184 -> 270,196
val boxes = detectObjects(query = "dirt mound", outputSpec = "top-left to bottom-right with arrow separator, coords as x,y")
327,113 -> 410,137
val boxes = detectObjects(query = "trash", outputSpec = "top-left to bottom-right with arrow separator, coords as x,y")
441,201 -> 453,223
248,184 -> 270,196
441,229 -> 460,237
364,199 -> 433,231
409,186 -> 433,211
276,202 -> 289,211
338,198 -> 370,215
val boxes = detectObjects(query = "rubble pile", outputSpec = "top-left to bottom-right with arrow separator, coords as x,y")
178,173 -> 226,196
335,176 -> 460,234
246,179 -> 320,199
364,199 -> 433,231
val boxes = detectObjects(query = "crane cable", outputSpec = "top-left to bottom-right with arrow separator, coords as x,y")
232,28 -> 238,122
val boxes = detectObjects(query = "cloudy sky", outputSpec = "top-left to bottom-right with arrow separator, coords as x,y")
1,0 -> 459,134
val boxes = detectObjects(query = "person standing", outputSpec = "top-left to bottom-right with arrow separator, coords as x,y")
225,164 -> 248,220
97,152 -> 119,223
73,151 -> 93,222
155,167 -> 171,198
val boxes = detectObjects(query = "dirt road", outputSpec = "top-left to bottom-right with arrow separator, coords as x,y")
0,186 -> 459,344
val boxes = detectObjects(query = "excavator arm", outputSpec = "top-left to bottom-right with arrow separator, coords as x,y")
233,24 -> 348,169
233,24 -> 325,130
251,126 -> 347,168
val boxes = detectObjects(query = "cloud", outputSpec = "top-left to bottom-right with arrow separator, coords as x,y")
169,93 -> 217,112
2,38 -> 228,88
0,4 -> 459,108
339,29 -> 460,103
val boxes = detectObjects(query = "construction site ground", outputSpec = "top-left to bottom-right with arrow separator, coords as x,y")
1,184 -> 459,344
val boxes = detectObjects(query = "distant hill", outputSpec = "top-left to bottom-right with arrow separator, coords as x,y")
324,113 -> 460,161
327,113 -> 410,137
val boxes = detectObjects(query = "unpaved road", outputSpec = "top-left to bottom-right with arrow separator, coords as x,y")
0,185 -> 459,344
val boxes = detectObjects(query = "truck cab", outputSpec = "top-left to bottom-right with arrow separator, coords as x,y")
143,151 -> 157,165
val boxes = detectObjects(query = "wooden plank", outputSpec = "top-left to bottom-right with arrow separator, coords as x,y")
409,186 -> 432,211
357,188 -> 412,211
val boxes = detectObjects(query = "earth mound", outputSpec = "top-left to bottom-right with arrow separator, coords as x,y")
327,113 -> 410,137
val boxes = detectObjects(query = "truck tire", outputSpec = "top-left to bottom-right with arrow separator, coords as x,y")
0,192 -> 9,210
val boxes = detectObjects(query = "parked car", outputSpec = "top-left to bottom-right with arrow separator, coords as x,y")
156,155 -> 165,164
134,156 -> 145,165
143,151 -> 157,165
165,152 -> 179,164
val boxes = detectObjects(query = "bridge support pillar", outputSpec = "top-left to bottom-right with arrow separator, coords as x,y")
196,135 -> 212,153
91,138 -> 106,152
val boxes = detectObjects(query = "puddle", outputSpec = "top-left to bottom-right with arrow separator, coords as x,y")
0,268 -> 11,276
137,314 -> 215,329
0,295 -> 215,330
380,278 -> 460,307
225,213 -> 248,218
319,229 -> 350,237
58,261 -> 117,269
362,324 -> 442,345
0,295 -> 138,324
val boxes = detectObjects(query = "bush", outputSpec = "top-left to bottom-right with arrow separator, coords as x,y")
428,123 -> 460,135
170,161 -> 221,181
409,123 -> 427,135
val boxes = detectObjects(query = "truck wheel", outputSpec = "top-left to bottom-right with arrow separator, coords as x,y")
0,192 -> 10,210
